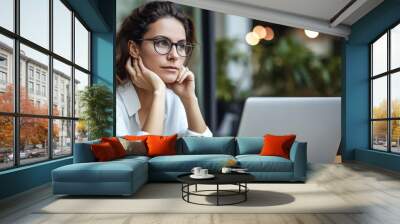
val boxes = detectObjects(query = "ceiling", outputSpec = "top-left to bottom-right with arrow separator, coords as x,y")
168,0 -> 384,38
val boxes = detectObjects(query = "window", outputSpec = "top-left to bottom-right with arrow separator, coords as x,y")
0,0 -> 91,170
0,71 -> 6,85
35,83 -> 40,95
0,54 -> 8,88
28,81 -> 34,93
371,23 -> 400,154
42,85 -> 46,97
0,55 -> 7,67
28,67 -> 34,80
35,70 -> 40,81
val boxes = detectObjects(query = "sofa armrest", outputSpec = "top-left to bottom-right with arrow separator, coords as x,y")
73,140 -> 100,163
289,141 -> 307,181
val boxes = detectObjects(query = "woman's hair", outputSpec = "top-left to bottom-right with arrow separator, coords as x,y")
116,1 -> 196,83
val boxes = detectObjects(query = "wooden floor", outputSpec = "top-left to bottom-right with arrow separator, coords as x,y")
1,162 -> 400,224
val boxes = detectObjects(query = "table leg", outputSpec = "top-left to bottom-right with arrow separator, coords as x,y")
217,184 -> 219,206
245,183 -> 247,201
195,184 -> 197,192
187,184 -> 190,202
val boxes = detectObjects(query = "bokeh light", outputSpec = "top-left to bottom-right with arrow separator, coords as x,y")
245,32 -> 260,45
253,25 -> 266,39
304,29 -> 319,38
264,26 -> 274,41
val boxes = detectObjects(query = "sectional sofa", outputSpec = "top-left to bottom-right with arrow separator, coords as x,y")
52,137 -> 307,196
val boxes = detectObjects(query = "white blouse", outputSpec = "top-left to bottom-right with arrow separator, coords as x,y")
116,81 -> 213,137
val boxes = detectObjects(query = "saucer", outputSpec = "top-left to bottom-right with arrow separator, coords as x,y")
190,174 -> 215,179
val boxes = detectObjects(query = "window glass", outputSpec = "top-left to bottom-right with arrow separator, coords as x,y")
391,24 -> 400,70
53,0 -> 72,60
0,0 -> 14,32
53,59 -> 72,116
20,0 -> 49,49
0,116 -> 13,170
75,120 -> 88,143
372,121 -> 388,151
372,77 -> 387,119
53,119 -> 72,157
391,72 -> 400,118
372,33 -> 387,76
74,18 -> 89,70
20,44 -> 49,115
74,69 -> 89,118
20,117 -> 49,165
0,35 -> 14,113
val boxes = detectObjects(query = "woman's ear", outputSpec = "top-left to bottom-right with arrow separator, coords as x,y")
128,40 -> 140,59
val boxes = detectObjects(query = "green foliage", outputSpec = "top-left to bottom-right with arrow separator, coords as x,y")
216,38 -> 249,101
216,35 -> 341,101
79,84 -> 113,140
252,36 -> 341,96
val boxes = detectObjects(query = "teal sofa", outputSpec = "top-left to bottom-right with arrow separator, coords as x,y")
52,137 -> 307,196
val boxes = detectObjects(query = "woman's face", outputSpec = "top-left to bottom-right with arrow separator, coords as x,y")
137,17 -> 187,84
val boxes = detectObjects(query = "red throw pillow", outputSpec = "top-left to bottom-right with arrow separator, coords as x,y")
146,134 -> 177,157
259,134 -> 296,159
101,137 -> 126,158
91,142 -> 117,161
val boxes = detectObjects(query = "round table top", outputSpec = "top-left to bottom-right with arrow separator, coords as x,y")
177,172 -> 255,185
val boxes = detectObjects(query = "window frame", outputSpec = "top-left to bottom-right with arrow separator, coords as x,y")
370,20 -> 400,154
0,0 -> 92,171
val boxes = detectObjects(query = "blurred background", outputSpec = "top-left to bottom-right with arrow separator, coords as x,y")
119,0 -> 343,136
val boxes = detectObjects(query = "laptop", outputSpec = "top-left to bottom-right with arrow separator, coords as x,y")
238,97 -> 341,163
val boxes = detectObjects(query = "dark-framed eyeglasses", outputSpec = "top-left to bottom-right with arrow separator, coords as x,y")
138,36 -> 194,57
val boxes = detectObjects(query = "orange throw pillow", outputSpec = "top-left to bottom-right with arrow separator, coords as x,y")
91,142 -> 117,161
259,134 -> 296,159
101,137 -> 126,158
146,134 -> 177,157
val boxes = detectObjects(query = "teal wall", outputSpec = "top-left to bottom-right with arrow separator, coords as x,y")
344,0 -> 400,171
0,158 -> 72,199
0,0 -> 115,200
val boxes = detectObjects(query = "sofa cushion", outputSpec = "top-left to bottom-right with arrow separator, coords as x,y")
148,154 -> 235,172
236,137 -> 263,155
179,137 -> 236,155
236,155 -> 293,172
52,158 -> 147,183
114,155 -> 150,164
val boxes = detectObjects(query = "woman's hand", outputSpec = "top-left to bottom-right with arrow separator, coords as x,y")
125,56 -> 166,92
168,66 -> 196,99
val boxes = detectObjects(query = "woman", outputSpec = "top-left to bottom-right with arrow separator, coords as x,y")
116,1 -> 212,137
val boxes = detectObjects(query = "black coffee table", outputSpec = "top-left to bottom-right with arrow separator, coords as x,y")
177,172 -> 255,206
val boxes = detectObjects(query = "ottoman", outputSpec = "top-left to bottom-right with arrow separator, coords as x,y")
52,156 -> 148,196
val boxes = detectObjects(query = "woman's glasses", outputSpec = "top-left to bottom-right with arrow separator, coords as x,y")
138,36 -> 194,57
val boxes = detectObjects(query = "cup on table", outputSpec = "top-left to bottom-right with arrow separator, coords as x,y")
199,168 -> 208,176
221,167 -> 232,174
191,167 -> 202,176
